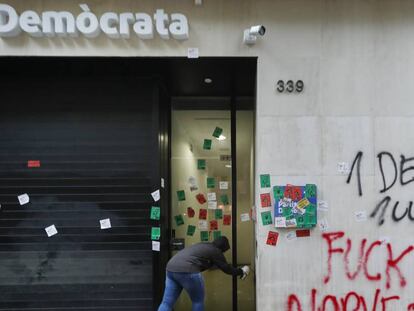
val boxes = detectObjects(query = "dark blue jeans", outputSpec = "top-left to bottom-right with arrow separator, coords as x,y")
158,271 -> 205,311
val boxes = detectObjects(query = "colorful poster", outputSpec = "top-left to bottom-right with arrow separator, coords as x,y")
274,184 -> 317,228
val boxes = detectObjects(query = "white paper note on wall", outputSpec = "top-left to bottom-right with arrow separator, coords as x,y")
100,218 -> 111,230
208,201 -> 217,209
151,190 -> 160,202
207,192 -> 216,201
198,220 -> 208,230
318,218 -> 329,232
18,193 -> 30,205
45,225 -> 58,237
355,210 -> 367,222
285,231 -> 297,241
219,181 -> 228,190
152,241 -> 160,252
188,47 -> 199,58
317,201 -> 329,212
240,213 -> 250,222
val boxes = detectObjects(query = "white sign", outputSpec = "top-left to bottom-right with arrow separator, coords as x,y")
152,241 -> 160,252
45,225 -> 58,237
0,4 -> 189,40
18,193 -> 30,205
100,218 -> 111,230
275,216 -> 286,228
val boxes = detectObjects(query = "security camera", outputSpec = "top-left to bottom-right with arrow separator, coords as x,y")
243,25 -> 266,45
249,25 -> 266,36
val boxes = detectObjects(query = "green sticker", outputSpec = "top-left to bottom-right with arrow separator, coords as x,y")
261,211 -> 273,226
151,227 -> 160,240
305,184 -> 317,198
150,206 -> 160,220
198,159 -> 206,170
200,231 -> 209,242
187,225 -> 196,236
273,186 -> 284,199
220,194 -> 229,205
215,209 -> 223,219
174,215 -> 184,226
212,127 -> 223,138
260,174 -> 271,188
207,177 -> 215,189
203,139 -> 212,150
213,231 -> 222,240
177,190 -> 186,201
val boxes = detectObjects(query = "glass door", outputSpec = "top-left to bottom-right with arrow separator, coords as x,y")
171,109 -> 233,310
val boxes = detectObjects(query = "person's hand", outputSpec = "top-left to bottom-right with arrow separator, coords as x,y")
240,265 -> 250,280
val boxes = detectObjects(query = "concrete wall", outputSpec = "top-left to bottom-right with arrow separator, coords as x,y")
2,0 -> 414,310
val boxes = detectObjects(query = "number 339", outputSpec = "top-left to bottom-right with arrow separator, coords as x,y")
276,80 -> 304,93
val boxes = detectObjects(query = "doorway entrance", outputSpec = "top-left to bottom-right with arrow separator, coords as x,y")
168,58 -> 256,311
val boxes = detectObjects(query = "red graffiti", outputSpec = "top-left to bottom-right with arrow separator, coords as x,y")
322,231 -> 414,289
286,288 -> 401,311
407,303 -> 414,310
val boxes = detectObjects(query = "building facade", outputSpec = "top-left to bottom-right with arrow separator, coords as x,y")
0,1 -> 413,310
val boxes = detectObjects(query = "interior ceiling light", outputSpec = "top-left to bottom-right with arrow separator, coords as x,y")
215,135 -> 226,141
225,164 -> 232,168
204,77 -> 213,84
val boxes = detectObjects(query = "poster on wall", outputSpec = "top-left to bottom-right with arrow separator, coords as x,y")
273,184 -> 317,228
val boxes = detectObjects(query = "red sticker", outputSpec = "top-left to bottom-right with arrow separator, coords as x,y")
199,208 -> 207,220
187,207 -> 195,218
223,214 -> 231,225
210,220 -> 218,231
260,193 -> 271,208
27,160 -> 41,168
266,231 -> 279,246
196,194 -> 206,205
296,229 -> 311,238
